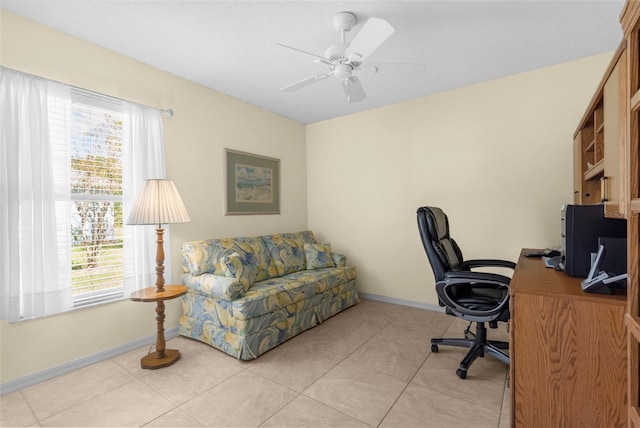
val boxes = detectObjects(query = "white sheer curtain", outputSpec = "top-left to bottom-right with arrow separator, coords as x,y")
122,104 -> 170,295
0,67 -> 73,322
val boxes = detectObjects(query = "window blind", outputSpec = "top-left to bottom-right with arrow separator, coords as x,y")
68,89 -> 128,304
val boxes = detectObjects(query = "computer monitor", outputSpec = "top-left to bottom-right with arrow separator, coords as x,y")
561,204 -> 626,278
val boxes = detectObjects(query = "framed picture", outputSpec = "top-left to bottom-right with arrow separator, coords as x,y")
224,149 -> 280,215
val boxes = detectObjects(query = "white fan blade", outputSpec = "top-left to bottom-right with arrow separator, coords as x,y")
341,76 -> 366,102
345,17 -> 394,62
276,43 -> 332,65
281,73 -> 331,92
366,62 -> 427,74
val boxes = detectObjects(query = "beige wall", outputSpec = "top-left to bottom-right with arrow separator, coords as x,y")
306,52 -> 612,305
0,10 -> 307,384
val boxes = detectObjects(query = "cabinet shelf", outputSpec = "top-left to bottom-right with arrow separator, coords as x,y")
583,159 -> 605,180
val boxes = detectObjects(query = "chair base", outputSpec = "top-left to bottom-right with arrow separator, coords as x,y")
431,321 -> 509,379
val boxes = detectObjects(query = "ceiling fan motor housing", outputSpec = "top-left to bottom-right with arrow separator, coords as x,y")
324,43 -> 349,62
334,64 -> 352,80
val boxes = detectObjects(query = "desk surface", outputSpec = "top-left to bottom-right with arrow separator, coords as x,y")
510,249 -> 626,306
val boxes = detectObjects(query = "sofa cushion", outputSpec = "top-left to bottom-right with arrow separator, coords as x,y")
182,237 -> 276,281
213,237 -> 276,282
221,251 -> 257,292
182,240 -> 216,276
229,266 -> 357,320
304,243 -> 336,269
262,231 -> 317,276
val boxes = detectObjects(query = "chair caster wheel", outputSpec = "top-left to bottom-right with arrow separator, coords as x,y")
456,368 -> 467,379
431,344 -> 439,353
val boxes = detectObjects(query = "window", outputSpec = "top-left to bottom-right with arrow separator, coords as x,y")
69,90 -> 128,306
1,67 -> 168,322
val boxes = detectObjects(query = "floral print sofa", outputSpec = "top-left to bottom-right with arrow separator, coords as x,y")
178,231 -> 358,360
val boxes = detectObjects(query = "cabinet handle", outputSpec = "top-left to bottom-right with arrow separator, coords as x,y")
600,176 -> 609,202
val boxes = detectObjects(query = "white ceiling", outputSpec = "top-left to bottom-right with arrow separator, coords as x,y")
1,1 -> 625,124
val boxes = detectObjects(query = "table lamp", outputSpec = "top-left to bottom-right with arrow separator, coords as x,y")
127,179 -> 191,292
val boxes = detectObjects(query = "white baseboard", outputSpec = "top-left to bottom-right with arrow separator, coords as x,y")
0,327 -> 180,396
358,292 -> 444,313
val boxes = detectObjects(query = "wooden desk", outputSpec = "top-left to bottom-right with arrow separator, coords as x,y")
130,285 -> 188,369
510,249 -> 627,427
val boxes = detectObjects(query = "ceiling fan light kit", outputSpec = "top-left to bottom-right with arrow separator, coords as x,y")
278,11 -> 413,103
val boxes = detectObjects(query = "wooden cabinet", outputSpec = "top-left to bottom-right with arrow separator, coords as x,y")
568,2 -> 640,424
620,1 -> 640,425
574,44 -> 626,218
510,251 -> 627,427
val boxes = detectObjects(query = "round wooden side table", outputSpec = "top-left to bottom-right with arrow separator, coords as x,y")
130,285 -> 188,369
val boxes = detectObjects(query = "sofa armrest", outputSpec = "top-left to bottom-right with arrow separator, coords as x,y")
332,252 -> 347,267
181,273 -> 245,300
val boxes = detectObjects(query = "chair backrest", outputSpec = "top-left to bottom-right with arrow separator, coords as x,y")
417,206 -> 465,281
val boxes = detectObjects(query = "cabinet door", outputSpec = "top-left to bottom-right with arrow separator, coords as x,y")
603,55 -> 625,218
512,292 -> 627,427
573,132 -> 582,204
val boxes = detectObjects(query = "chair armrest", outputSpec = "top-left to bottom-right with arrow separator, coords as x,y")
461,259 -> 516,270
436,271 -> 510,320
445,271 -> 512,285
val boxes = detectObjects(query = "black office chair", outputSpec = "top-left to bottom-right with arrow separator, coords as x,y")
416,206 -> 515,379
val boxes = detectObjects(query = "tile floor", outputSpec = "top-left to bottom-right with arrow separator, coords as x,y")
0,298 -> 511,427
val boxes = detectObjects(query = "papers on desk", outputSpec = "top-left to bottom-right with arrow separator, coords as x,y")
542,256 -> 562,270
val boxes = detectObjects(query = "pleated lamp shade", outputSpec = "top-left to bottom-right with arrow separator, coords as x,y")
127,179 -> 191,226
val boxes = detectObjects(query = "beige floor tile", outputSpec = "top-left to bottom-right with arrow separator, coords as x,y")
39,380 -> 174,427
112,336 -> 214,379
247,341 -> 341,392
445,317 -> 510,344
167,335 -> 213,355
380,383 -> 500,428
373,321 -> 437,353
0,391 -> 37,427
4,299 -> 510,428
392,306 -> 451,329
180,370 -> 297,427
501,375 -> 511,420
21,359 -> 136,421
342,337 -> 427,381
139,349 -> 245,405
499,413 -> 511,428
303,362 -> 406,427
143,408 -> 204,427
112,346 -> 159,378
292,317 -> 379,359
330,298 -> 409,329
412,347 -> 507,411
262,395 -> 371,428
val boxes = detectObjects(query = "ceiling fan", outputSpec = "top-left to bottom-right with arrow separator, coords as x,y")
278,12 -> 422,103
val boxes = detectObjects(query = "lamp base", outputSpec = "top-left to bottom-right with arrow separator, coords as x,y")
140,349 -> 180,369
